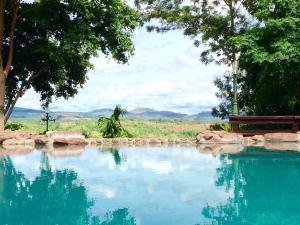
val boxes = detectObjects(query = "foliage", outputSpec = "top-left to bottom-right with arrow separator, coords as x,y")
4,121 -> 24,131
210,122 -> 232,132
136,0 -> 300,118
1,0 -> 140,123
98,105 -> 132,138
213,0 -> 300,117
135,0 -> 250,65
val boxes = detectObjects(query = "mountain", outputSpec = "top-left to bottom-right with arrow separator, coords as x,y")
185,111 -> 215,120
10,107 -> 217,121
10,107 -> 43,119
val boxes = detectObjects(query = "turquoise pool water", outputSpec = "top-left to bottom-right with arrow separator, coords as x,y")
0,146 -> 300,225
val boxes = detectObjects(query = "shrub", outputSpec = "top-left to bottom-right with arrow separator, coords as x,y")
210,122 -> 232,132
5,121 -> 25,131
98,105 -> 132,138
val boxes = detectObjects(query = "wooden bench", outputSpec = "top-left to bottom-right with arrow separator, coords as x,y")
229,116 -> 300,136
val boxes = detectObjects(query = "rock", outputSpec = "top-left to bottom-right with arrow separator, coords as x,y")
148,138 -> 162,144
161,139 -> 169,144
167,139 -> 176,144
243,135 -> 265,146
264,133 -> 300,143
86,138 -> 98,145
46,131 -> 87,145
53,137 -> 87,145
196,131 -> 243,144
34,135 -> 53,145
2,138 -> 35,146
127,138 -> 136,144
101,138 -> 113,145
0,131 -> 37,143
112,138 -> 128,144
134,138 -> 144,145
180,138 -> 196,144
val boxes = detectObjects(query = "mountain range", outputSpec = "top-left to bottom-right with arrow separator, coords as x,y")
10,107 -> 218,121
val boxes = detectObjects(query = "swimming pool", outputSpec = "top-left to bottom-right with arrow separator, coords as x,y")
0,146 -> 299,225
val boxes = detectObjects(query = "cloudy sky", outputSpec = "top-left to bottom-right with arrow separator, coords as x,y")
16,27 -> 227,114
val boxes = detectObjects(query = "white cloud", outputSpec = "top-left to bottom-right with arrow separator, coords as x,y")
16,28 -> 226,114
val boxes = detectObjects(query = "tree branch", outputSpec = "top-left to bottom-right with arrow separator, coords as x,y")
4,0 -> 20,78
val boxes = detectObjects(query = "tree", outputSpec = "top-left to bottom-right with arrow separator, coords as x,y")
210,0 -> 300,117
0,0 -> 139,130
98,105 -> 132,138
233,0 -> 300,116
135,0 -> 251,116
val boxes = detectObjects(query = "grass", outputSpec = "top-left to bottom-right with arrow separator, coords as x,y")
9,118 -> 212,138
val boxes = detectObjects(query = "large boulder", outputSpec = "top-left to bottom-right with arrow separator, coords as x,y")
264,133 -> 300,143
34,135 -> 53,145
2,138 -> 35,146
0,131 -> 36,143
196,131 -> 243,144
243,135 -> 265,146
46,131 -> 87,145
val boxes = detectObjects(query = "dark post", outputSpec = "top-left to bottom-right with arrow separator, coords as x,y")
42,106 -> 55,133
232,61 -> 239,116
46,111 -> 49,132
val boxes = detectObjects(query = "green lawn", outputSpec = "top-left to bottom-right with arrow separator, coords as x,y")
8,119 -> 212,138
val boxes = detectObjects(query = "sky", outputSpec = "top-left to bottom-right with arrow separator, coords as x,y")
16,27 -> 228,114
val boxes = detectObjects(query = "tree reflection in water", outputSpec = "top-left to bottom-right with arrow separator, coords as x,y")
99,148 -> 123,165
202,147 -> 300,225
0,154 -> 136,225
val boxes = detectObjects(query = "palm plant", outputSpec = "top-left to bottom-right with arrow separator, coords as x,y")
98,105 -> 132,138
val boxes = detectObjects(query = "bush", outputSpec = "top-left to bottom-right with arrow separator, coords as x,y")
210,122 -> 232,132
98,105 -> 132,138
5,121 -> 25,131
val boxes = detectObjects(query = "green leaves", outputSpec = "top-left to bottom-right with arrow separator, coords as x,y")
98,105 -> 132,138
227,0 -> 300,116
4,0 -> 139,118
136,0 -> 250,65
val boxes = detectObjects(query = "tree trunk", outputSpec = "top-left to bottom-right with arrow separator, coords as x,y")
4,91 -> 22,124
0,73 -> 5,131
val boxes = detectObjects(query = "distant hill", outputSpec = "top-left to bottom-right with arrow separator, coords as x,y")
10,107 -> 218,121
10,107 -> 43,119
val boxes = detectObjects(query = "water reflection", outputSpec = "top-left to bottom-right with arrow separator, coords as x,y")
99,148 -> 123,165
1,146 -> 300,225
202,147 -> 300,225
0,154 -> 136,225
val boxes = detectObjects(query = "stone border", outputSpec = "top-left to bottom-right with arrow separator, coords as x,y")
1,131 -> 300,154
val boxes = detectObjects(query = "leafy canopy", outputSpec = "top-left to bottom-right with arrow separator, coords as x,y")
135,0 -> 251,65
4,0 -> 139,120
214,0 -> 300,117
